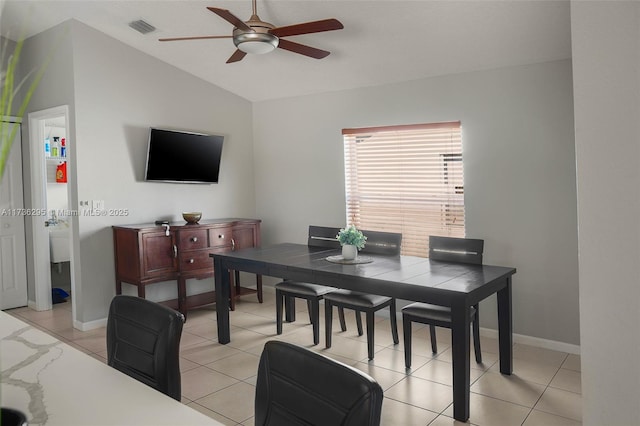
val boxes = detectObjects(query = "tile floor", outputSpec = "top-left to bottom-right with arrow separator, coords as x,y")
5,289 -> 582,425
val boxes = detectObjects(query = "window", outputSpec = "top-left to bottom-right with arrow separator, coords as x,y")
342,122 -> 464,257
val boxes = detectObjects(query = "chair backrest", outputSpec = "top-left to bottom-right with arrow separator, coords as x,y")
361,229 -> 402,256
307,225 -> 342,249
106,295 -> 184,401
255,341 -> 383,426
429,236 -> 484,265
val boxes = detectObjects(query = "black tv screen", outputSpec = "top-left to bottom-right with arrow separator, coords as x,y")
144,128 -> 224,184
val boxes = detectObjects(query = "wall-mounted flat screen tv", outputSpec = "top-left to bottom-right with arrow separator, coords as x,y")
144,128 -> 224,184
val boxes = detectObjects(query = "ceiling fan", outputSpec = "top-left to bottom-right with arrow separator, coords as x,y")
159,0 -> 344,64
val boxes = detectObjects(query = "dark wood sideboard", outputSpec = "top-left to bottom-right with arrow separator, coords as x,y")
113,218 -> 262,315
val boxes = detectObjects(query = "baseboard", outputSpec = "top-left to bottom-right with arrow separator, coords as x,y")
74,317 -> 107,331
480,327 -> 580,355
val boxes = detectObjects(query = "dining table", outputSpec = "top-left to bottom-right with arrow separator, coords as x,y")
0,311 -> 222,426
212,242 -> 516,422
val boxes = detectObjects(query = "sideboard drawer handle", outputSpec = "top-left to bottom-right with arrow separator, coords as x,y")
191,236 -> 198,242
188,259 -> 195,264
218,234 -> 225,239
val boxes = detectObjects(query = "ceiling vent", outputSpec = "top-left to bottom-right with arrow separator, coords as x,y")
129,20 -> 156,35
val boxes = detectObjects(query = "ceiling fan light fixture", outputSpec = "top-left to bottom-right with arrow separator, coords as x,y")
234,32 -> 279,54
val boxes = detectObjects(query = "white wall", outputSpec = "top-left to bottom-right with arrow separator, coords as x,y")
253,59 -> 580,345
571,1 -> 640,424
20,23 -> 76,303
23,21 -> 256,323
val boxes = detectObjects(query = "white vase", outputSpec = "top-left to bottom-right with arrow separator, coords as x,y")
342,244 -> 357,260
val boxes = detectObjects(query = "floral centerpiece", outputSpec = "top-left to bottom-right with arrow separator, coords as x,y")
336,225 -> 366,260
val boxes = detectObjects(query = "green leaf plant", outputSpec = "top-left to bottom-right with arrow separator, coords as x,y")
336,225 -> 367,250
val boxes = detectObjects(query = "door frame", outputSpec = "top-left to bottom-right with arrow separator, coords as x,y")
27,105 -> 75,318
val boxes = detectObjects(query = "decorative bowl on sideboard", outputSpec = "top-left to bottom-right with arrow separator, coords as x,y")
182,212 -> 202,224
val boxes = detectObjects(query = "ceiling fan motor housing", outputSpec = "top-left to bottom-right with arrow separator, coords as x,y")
233,18 -> 279,54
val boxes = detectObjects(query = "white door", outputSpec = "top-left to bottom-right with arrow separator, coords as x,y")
0,121 -> 28,309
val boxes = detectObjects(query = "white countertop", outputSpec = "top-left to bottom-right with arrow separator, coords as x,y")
0,311 -> 222,425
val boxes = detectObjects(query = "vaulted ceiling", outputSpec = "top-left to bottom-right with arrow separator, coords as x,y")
0,1 -> 572,102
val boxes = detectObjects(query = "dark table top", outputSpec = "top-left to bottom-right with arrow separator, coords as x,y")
213,243 -> 516,307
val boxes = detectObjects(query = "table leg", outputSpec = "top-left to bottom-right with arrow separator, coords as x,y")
177,277 -> 187,316
497,276 -> 513,374
214,256 -> 231,344
451,301 -> 471,422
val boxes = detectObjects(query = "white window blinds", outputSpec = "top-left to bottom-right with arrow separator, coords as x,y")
342,122 -> 465,257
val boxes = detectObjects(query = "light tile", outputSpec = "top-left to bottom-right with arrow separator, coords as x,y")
550,368 -> 582,394
423,346 -> 499,372
523,409 -> 582,426
180,330 -> 211,348
443,393 -> 531,426
183,321 -> 220,340
179,357 -> 201,373
195,382 -> 255,423
534,387 -> 582,422
319,333 -> 379,361
226,328 -> 278,352
72,333 -> 107,353
181,341 -> 242,365
411,359 -> 485,387
180,366 -> 239,401
206,352 -> 261,381
489,357 -> 561,386
365,346 -> 429,373
353,361 -> 407,391
470,370 -> 546,407
561,354 -> 581,372
384,376 -> 453,412
6,303 -> 584,426
380,397 -> 438,425
513,343 -> 568,367
186,401 -> 237,425
429,414 -> 480,426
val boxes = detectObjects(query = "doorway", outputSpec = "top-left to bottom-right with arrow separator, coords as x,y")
27,106 -> 76,323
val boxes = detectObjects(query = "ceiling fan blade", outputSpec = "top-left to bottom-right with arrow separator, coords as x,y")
277,39 -> 330,59
226,49 -> 247,64
207,7 -> 253,32
159,35 -> 232,42
270,18 -> 343,38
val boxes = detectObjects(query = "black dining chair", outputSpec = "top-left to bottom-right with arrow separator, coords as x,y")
324,230 -> 402,360
274,226 -> 350,345
106,295 -> 185,400
0,408 -> 27,426
402,235 -> 484,368
255,341 -> 384,426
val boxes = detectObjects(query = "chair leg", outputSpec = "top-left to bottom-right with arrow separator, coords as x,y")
276,291 -> 283,335
284,295 -> 296,322
366,311 -> 375,360
389,299 -> 399,345
355,310 -> 364,336
338,307 -> 347,331
403,315 -> 412,368
256,275 -> 263,303
429,325 -> 438,353
310,298 -> 320,346
307,300 -> 313,324
325,301 -> 333,348
472,304 -> 482,363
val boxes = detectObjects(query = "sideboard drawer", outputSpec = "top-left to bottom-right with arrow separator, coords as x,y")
178,229 -> 208,250
179,250 -> 213,272
209,227 -> 233,248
